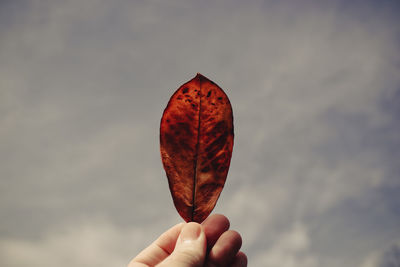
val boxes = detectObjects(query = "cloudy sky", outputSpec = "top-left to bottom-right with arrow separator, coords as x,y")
1,1 -> 399,266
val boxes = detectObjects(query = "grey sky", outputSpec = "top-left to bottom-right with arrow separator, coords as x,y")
1,1 -> 399,266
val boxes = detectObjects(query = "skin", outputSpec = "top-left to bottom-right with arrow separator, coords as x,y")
128,214 -> 247,267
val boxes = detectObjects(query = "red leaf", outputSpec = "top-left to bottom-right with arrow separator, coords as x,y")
160,73 -> 234,223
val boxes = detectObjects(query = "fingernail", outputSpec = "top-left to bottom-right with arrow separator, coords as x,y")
180,222 -> 201,242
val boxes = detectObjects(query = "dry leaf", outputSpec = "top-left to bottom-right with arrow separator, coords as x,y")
160,73 -> 234,222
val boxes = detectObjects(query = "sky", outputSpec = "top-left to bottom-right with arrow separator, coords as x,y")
0,0 -> 399,266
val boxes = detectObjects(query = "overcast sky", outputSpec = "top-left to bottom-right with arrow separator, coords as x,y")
1,1 -> 399,266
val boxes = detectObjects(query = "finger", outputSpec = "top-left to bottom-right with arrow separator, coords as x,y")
129,222 -> 184,267
158,222 -> 207,267
231,251 -> 247,267
202,214 -> 230,249
206,230 -> 242,267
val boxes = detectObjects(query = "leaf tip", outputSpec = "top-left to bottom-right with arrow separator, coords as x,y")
195,73 -> 206,81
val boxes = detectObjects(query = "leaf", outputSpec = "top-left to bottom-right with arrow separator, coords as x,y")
160,73 -> 234,223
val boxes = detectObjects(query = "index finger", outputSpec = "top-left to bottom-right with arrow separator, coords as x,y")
202,214 -> 230,249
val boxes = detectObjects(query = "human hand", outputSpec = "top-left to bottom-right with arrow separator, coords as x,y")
128,214 -> 247,267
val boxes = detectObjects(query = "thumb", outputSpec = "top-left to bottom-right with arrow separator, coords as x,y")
158,222 -> 207,267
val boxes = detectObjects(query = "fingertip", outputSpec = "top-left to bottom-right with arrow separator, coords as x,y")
208,230 -> 243,266
231,251 -> 248,267
203,214 -> 230,228
202,214 -> 230,248
161,222 -> 207,267
178,222 -> 203,243
231,230 -> 242,247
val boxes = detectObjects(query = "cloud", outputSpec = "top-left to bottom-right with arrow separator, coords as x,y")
1,0 -> 399,266
362,251 -> 382,267
361,242 -> 400,267
252,222 -> 318,267
0,218 -> 149,267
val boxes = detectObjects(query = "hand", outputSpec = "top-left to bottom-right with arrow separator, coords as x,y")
128,214 -> 247,267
